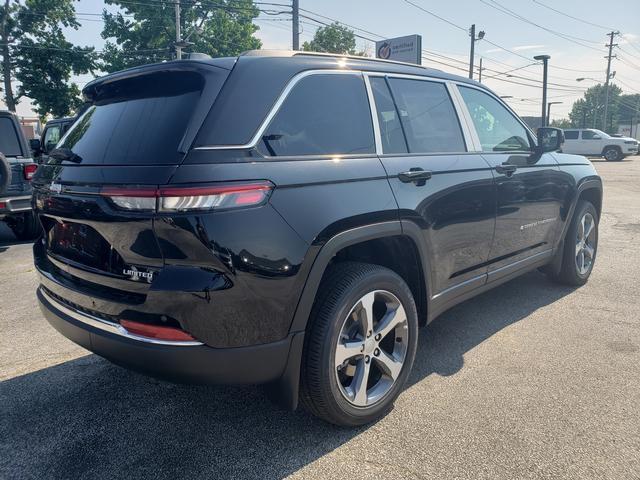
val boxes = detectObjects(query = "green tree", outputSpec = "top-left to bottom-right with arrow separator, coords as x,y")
550,118 -> 572,129
0,0 -> 96,117
302,22 -> 357,55
101,0 -> 261,73
568,84 -> 622,132
617,93 -> 640,125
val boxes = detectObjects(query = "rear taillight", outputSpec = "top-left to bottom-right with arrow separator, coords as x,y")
23,163 -> 37,180
119,319 -> 197,342
101,181 -> 273,212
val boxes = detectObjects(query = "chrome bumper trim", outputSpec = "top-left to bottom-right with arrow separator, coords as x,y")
40,288 -> 204,347
0,195 -> 32,212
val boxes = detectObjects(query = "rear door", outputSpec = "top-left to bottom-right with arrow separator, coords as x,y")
370,74 -> 496,304
456,84 -> 563,281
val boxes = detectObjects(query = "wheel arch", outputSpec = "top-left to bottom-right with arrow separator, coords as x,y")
268,220 -> 431,411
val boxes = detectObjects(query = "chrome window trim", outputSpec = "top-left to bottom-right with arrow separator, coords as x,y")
447,82 -> 482,151
363,74 -> 383,155
40,288 -> 204,347
194,69 -> 365,152
452,81 -> 538,152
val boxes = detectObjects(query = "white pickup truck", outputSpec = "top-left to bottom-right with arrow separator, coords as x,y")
562,128 -> 639,161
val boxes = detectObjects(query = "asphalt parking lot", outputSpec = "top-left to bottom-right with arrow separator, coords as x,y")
1,157 -> 639,480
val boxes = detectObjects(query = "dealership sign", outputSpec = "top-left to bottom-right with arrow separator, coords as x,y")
375,35 -> 422,65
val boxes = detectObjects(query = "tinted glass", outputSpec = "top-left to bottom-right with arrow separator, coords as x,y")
370,77 -> 407,154
259,74 -> 375,157
459,86 -> 531,152
564,130 -> 579,140
0,117 -> 23,157
387,78 -> 465,153
56,72 -> 204,165
582,130 -> 599,139
43,125 -> 61,149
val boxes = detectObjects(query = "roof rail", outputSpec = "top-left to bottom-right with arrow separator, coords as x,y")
239,49 -> 440,71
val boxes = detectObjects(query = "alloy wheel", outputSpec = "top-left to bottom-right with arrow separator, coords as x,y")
575,212 -> 596,275
334,290 -> 409,407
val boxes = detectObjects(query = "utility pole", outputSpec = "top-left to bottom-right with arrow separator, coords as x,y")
468,25 -> 485,80
534,55 -> 550,127
468,24 -> 475,79
602,31 -> 619,132
547,101 -> 562,123
478,57 -> 483,83
175,0 -> 182,60
292,0 -> 299,50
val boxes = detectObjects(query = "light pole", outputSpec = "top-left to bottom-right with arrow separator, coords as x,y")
534,55 -> 550,127
468,25 -> 485,80
547,101 -> 563,123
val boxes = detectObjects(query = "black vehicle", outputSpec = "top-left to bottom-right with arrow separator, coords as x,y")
32,51 -> 602,426
37,116 -> 76,163
0,111 -> 40,240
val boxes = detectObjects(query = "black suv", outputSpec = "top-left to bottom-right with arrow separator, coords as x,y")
33,51 -> 602,426
0,111 -> 40,239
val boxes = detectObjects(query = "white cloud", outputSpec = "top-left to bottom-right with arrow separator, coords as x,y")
513,44 -> 546,51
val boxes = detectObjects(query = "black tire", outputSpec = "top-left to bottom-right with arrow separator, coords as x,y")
0,152 -> 10,194
553,200 -> 598,286
603,146 -> 622,161
300,262 -> 418,426
8,211 -> 41,241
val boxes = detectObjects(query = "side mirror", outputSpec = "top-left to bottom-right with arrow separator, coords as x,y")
29,138 -> 41,153
45,140 -> 57,153
537,127 -> 564,153
592,134 -> 601,140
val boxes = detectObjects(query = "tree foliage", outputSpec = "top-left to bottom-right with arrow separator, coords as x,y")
568,83 -> 623,132
302,22 -> 358,55
101,0 -> 261,73
0,0 -> 96,117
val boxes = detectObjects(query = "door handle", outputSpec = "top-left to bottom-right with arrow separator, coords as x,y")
398,168 -> 432,185
495,164 -> 518,176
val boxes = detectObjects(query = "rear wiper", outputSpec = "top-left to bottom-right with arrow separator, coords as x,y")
49,148 -> 83,163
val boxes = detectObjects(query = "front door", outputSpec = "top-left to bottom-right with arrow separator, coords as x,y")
369,75 -> 496,301
457,85 -> 564,281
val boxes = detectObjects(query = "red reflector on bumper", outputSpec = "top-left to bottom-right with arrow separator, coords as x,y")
120,320 -> 196,342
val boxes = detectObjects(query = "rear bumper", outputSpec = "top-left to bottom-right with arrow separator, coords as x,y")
37,286 -> 294,385
0,195 -> 32,214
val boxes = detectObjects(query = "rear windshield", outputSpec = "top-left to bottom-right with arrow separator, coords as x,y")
0,117 -> 23,157
55,71 -> 204,165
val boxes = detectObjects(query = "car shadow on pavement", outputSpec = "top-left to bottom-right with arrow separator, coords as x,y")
0,271 -> 575,480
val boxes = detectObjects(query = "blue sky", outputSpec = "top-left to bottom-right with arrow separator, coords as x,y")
12,0 -> 640,120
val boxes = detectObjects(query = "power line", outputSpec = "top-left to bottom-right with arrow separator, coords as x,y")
530,0 -> 616,31
479,0 -> 606,52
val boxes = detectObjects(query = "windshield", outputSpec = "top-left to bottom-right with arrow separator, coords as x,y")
55,71 -> 204,165
0,117 -> 23,157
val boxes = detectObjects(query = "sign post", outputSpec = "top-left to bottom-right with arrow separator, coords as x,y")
375,35 -> 422,65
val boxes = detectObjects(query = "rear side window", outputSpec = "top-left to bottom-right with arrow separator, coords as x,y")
564,130 -> 579,140
258,74 -> 375,157
370,77 -> 408,154
0,117 -> 23,157
387,78 -> 466,154
459,86 -> 531,152
56,71 -> 204,165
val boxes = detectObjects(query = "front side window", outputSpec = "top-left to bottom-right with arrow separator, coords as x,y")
259,74 -> 375,157
564,130 -> 579,140
387,78 -> 466,153
43,126 -> 61,151
459,86 -> 531,152
582,130 -> 603,140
